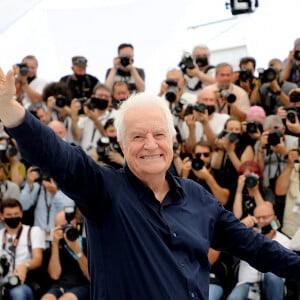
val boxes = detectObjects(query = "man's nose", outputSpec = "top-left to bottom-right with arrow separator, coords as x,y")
144,134 -> 158,149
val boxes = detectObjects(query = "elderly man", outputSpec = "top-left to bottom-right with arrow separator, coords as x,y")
0,68 -> 300,300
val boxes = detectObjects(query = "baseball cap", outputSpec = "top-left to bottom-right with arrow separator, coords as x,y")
246,106 -> 266,123
72,56 -> 87,67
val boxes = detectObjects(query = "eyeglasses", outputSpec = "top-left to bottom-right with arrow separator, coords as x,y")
254,214 -> 274,220
195,152 -> 210,158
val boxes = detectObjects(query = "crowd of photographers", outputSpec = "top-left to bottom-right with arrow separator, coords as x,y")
1,39 -> 300,299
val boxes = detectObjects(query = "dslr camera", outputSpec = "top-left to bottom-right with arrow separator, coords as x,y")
260,220 -> 280,235
257,67 -> 277,84
218,130 -> 239,143
267,130 -> 283,146
239,68 -> 253,82
219,88 -> 236,103
165,79 -> 178,103
284,106 -> 298,124
119,56 -> 131,67
191,153 -> 205,171
246,121 -> 263,134
178,52 -> 195,74
31,166 -> 51,183
0,139 -> 18,163
96,136 -> 122,163
294,50 -> 300,61
289,88 -> 300,103
55,94 -> 68,108
245,172 -> 259,188
16,63 -> 29,76
61,206 -> 79,242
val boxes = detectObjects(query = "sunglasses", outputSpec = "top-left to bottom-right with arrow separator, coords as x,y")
195,152 -> 210,158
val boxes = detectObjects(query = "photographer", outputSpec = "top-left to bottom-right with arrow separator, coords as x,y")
181,141 -> 229,206
0,137 -> 25,187
41,210 -> 89,300
181,45 -> 216,95
227,202 -> 290,300
0,198 -> 45,300
20,166 -> 75,243
112,81 -> 131,109
281,38 -> 300,87
254,58 -> 297,115
13,55 -> 47,109
92,118 -> 125,169
70,84 -> 116,156
205,63 -> 250,121
105,43 -> 145,93
182,88 -> 229,153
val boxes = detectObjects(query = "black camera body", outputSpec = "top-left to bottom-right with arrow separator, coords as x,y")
0,139 -> 18,163
294,50 -> 300,61
219,88 -> 236,103
239,68 -> 253,82
193,103 -> 207,113
289,89 -> 300,103
267,130 -> 282,146
257,67 -> 277,83
61,224 -> 79,242
31,166 -> 51,182
119,56 -> 131,67
178,54 -> 195,73
96,137 -> 122,163
245,172 -> 259,188
246,121 -> 263,134
191,154 -> 204,171
16,63 -> 29,76
260,220 -> 280,235
165,79 -> 178,103
284,106 -> 298,124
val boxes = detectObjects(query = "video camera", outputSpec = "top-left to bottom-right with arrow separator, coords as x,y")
96,136 -> 122,163
61,206 -> 79,242
16,63 -> 29,76
257,67 -> 277,84
178,52 -> 195,74
219,88 -> 236,103
165,79 -> 178,103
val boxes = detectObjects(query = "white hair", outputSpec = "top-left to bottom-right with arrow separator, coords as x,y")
114,93 -> 176,143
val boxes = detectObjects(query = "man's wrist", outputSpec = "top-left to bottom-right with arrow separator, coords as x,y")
76,251 -> 83,260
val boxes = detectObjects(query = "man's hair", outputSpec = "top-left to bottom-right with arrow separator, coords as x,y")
42,81 -> 73,103
193,140 -> 212,153
118,43 -> 134,53
93,83 -> 112,95
22,55 -> 38,66
192,44 -> 210,56
115,93 -> 176,143
0,198 -> 23,213
112,81 -> 130,93
239,56 -> 256,69
215,62 -> 233,75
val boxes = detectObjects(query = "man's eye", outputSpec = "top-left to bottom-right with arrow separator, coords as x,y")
133,136 -> 143,141
155,133 -> 165,139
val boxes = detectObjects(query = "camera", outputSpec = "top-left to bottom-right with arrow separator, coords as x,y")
61,206 -> 79,242
76,97 -> 88,115
0,139 -> 18,163
83,97 -> 107,110
178,53 -> 195,74
289,88 -> 300,103
0,255 -> 9,278
16,63 -> 29,76
239,68 -> 253,82
6,275 -> 20,288
219,88 -> 236,103
191,153 -> 204,171
96,136 -> 122,163
183,104 -> 194,116
284,106 -> 298,124
245,172 -> 259,188
260,220 -> 280,235
31,166 -> 51,182
246,121 -> 263,134
119,56 -> 131,67
267,130 -> 282,146
165,79 -> 178,103
294,50 -> 300,61
55,94 -> 68,108
193,103 -> 207,113
257,67 -> 277,83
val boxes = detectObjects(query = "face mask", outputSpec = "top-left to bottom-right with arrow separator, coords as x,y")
4,217 -> 21,229
195,56 -> 209,67
206,105 -> 215,115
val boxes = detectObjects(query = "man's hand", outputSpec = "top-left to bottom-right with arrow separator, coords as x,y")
43,178 -> 58,195
0,68 -> 16,104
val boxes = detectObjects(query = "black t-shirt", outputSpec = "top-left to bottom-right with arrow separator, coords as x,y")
60,74 -> 99,99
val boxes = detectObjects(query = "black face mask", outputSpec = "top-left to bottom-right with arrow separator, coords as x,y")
75,74 -> 86,82
4,217 -> 21,229
195,56 -> 209,68
206,105 -> 215,115
95,98 -> 109,110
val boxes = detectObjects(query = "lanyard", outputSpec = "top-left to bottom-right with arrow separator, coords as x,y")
2,226 -> 23,269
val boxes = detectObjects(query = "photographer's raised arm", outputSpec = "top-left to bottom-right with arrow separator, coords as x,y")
0,69 -> 26,127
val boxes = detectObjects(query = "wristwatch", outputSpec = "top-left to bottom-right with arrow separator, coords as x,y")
76,252 -> 83,259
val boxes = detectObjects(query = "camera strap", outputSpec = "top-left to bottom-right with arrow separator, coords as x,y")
63,235 -> 83,260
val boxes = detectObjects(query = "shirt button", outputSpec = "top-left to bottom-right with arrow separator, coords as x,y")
172,232 -> 177,237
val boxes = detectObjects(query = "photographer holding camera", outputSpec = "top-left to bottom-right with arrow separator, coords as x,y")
182,88 -> 229,153
13,55 -> 47,110
70,84 -> 116,156
227,202 -> 290,300
0,198 -> 45,300
0,137 -> 25,187
41,209 -> 89,300
254,58 -> 297,116
205,63 -> 250,121
105,43 -> 145,93
281,38 -> 300,87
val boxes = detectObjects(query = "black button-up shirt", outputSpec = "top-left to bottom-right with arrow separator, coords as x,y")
7,112 -> 300,300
